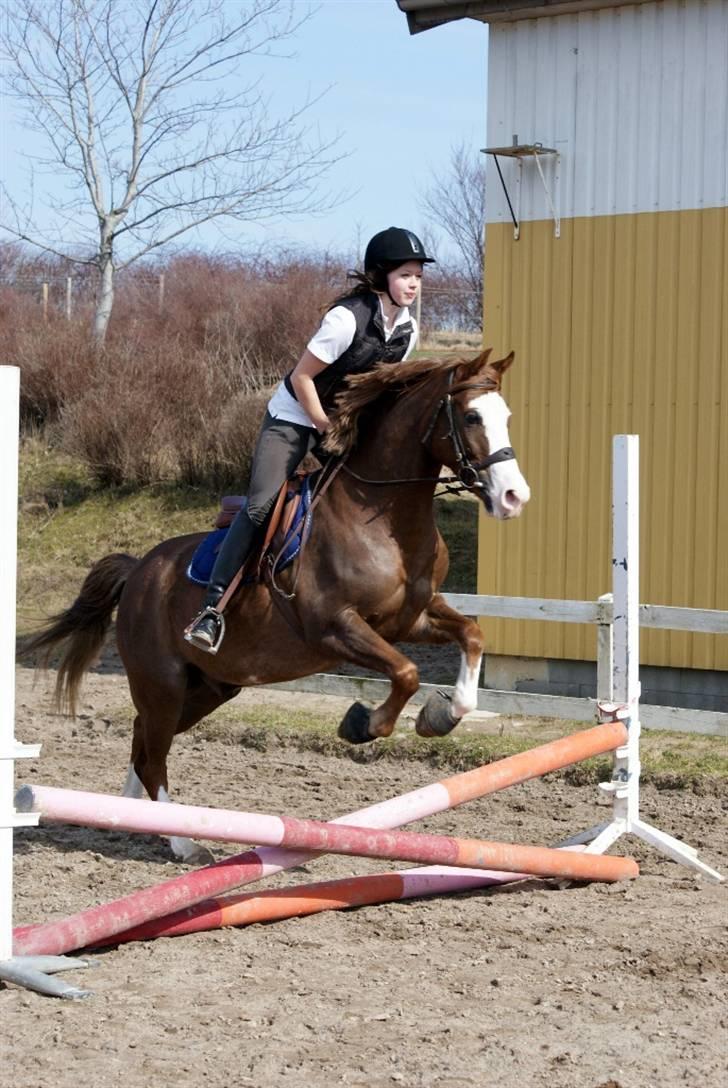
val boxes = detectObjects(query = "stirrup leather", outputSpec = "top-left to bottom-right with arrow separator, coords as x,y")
184,606 -> 226,655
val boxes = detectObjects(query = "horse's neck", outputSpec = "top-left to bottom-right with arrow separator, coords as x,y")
347,383 -> 443,484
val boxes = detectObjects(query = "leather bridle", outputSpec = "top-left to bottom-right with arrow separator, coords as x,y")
338,368 -> 517,493
421,369 -> 516,490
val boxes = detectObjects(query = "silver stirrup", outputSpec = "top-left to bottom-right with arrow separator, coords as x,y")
183,607 -> 226,655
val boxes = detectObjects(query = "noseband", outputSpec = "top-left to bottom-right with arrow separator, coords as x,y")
422,370 -> 516,490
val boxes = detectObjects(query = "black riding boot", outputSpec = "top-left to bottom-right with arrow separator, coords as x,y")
184,508 -> 258,653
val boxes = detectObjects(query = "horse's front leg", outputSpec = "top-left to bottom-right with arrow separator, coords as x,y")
407,593 -> 484,737
319,609 -> 420,744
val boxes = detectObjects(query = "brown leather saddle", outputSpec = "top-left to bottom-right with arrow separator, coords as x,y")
215,471 -> 308,582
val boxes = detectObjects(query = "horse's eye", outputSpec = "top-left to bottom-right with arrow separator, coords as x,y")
464,411 -> 482,426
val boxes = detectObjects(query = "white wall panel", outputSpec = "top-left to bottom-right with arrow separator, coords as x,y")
485,0 -> 728,223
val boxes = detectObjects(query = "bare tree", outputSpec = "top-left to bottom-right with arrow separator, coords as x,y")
1,0 -> 342,342
419,143 -> 486,329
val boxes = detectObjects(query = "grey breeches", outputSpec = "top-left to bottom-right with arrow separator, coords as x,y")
245,411 -> 318,526
205,411 -> 317,593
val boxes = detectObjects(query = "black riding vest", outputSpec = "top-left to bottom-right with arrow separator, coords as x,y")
284,292 -> 414,412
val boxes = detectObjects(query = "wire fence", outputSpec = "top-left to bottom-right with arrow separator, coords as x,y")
0,269 -> 482,332
0,268 -> 164,318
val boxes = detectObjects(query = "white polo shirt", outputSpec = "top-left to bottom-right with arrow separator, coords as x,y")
267,297 -> 418,427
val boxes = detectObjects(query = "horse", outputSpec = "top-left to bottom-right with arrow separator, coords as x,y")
25,349 -> 530,861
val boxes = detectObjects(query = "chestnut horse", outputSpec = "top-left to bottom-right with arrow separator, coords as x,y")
26,351 -> 530,860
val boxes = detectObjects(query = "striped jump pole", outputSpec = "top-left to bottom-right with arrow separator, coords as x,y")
17,781 -> 638,883
104,864 -> 539,944
13,719 -> 627,956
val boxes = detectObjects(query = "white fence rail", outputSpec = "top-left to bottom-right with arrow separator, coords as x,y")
273,591 -> 727,739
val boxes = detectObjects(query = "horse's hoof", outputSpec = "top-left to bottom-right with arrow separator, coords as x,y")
415,690 -> 461,738
171,840 -> 216,866
338,701 -> 373,744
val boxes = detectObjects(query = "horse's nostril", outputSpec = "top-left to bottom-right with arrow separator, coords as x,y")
504,490 -> 518,508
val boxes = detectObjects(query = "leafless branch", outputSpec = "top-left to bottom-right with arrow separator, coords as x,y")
419,142 -> 486,328
1,0 -> 342,341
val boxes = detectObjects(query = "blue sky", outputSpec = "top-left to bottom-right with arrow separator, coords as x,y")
2,2 -> 488,264
255,2 -> 489,258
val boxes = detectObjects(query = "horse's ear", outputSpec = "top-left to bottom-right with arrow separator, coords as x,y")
490,351 -> 515,377
457,348 -> 492,381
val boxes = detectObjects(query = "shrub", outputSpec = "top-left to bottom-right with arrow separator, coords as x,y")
2,248 -> 346,490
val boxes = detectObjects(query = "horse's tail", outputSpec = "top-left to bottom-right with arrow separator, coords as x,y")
21,553 -> 139,717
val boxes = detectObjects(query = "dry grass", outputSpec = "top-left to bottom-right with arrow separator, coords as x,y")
420,329 -> 482,353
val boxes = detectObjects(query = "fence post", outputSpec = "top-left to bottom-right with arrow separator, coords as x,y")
65,277 -> 73,321
158,273 -> 165,315
41,282 -> 48,321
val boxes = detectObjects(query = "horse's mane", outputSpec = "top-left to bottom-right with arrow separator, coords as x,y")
324,351 -> 491,457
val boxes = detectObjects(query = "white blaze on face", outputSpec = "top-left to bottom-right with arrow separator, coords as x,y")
468,391 -> 531,518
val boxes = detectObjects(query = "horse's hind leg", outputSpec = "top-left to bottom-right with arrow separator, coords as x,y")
407,593 -> 484,737
122,702 -> 207,863
122,668 -> 240,862
122,717 -> 147,799
319,611 -> 420,744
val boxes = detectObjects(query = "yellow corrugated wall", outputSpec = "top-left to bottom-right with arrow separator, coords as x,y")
479,207 -> 728,670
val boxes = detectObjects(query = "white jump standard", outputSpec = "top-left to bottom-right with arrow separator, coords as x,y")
565,436 -> 723,883
0,365 -> 94,998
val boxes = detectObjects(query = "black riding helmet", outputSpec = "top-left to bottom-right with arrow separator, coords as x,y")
364,227 -> 435,272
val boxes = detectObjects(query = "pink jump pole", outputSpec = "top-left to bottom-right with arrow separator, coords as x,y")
14,720 -> 627,956
16,782 -> 640,883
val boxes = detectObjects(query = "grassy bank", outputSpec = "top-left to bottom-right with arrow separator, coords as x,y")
199,702 -> 728,789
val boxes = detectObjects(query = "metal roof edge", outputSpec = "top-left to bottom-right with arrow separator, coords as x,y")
397,0 -> 661,33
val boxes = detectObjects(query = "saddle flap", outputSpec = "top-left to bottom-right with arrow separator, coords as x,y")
215,496 -> 247,529
190,473 -> 313,589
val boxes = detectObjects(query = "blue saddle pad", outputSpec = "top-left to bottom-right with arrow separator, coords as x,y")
187,478 -> 312,586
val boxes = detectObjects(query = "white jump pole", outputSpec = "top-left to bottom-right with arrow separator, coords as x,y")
0,365 -> 93,998
576,435 -> 723,881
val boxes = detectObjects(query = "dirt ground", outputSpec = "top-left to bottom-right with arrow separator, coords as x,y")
4,664 -> 727,1088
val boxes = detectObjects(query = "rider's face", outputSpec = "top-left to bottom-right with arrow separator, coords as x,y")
386,261 -> 424,308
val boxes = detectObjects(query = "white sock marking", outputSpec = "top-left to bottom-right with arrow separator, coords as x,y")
157,785 -> 208,862
451,652 -> 482,718
121,765 -> 145,799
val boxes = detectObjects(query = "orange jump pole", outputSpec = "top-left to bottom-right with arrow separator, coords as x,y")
436,719 -> 627,806
104,864 -> 537,944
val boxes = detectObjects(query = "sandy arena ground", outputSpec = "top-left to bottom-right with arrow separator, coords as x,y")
3,664 -> 727,1088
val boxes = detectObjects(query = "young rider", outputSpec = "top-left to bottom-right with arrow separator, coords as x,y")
185,226 -> 435,652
